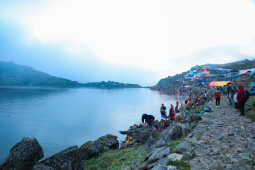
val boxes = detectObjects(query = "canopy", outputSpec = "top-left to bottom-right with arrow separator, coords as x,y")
208,81 -> 234,87
195,78 -> 206,82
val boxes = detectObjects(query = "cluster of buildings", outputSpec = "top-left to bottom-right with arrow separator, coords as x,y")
183,65 -> 255,85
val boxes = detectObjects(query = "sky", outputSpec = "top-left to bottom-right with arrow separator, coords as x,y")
0,0 -> 255,86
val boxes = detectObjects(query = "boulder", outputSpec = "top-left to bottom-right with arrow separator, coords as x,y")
167,153 -> 183,161
79,134 -> 118,161
98,134 -> 119,150
151,165 -> 177,170
120,127 -> 160,145
160,125 -> 183,143
175,141 -> 195,159
0,137 -> 44,170
190,115 -> 202,122
145,136 -> 157,154
179,123 -> 191,136
34,146 -> 79,170
76,134 -> 119,169
33,164 -> 55,170
147,146 -> 170,163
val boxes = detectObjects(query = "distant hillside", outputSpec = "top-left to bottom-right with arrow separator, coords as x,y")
154,58 -> 255,94
0,61 -> 80,87
220,59 -> 255,70
82,81 -> 141,89
0,61 -> 142,88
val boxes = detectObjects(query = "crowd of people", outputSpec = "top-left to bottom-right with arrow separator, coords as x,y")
142,83 -> 251,129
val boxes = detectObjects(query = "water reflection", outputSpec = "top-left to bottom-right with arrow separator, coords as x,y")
0,87 -> 175,161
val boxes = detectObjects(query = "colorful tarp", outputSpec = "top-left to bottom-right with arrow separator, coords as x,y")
208,81 -> 234,87
250,86 -> 255,95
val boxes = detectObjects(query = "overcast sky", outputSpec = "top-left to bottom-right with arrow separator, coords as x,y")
1,0 -> 255,85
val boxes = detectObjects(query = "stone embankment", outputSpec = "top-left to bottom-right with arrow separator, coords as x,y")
188,97 -> 255,170
123,97 -> 255,170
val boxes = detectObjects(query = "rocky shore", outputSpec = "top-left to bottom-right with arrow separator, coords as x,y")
1,96 -> 255,170
0,135 -> 119,170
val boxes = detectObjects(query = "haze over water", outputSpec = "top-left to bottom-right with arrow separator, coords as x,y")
0,87 -> 175,161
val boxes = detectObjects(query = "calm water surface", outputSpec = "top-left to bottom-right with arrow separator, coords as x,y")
0,87 -> 175,161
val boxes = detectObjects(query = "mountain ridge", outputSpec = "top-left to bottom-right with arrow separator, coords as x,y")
0,61 -> 141,89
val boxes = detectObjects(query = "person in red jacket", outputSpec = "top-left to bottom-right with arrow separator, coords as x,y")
169,104 -> 175,120
237,85 -> 245,116
215,88 -> 221,106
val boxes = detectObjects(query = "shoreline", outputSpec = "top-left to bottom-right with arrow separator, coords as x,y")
0,86 -> 209,169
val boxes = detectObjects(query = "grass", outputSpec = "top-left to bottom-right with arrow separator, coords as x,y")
168,137 -> 185,153
83,145 -> 146,170
167,160 -> 191,170
245,95 -> 255,121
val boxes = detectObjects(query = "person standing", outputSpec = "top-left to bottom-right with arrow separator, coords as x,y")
160,104 -> 167,129
237,85 -> 250,116
215,88 -> 221,107
227,84 -> 233,98
169,104 -> 175,120
175,101 -> 180,113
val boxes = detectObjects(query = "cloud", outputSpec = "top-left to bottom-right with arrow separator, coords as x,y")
1,0 -> 255,82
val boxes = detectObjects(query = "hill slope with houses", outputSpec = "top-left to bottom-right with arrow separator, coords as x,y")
153,59 -> 255,95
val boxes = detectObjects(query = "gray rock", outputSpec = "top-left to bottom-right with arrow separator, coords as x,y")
168,153 -> 183,161
121,127 -> 160,145
35,146 -> 79,170
154,138 -> 168,148
33,164 -> 55,170
151,165 -> 168,170
175,141 -> 192,154
0,137 -> 44,170
209,160 -> 225,170
148,146 -> 170,163
122,166 -> 134,170
145,135 -> 156,154
151,165 -> 177,170
98,134 -> 119,150
161,125 -> 183,142
166,165 -> 177,170
79,134 -> 119,161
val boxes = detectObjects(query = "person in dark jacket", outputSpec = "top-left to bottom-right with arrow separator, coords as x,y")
237,85 -> 245,116
142,114 -> 155,126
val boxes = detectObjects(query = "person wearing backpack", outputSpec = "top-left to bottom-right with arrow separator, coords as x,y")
237,85 -> 250,116
215,88 -> 221,107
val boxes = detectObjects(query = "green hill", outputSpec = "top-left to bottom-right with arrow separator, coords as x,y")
0,61 -> 142,89
0,61 -> 81,87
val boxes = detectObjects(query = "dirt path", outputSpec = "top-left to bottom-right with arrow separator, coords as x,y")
186,97 -> 255,170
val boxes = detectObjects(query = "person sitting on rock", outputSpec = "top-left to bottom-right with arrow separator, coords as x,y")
160,104 -> 167,129
141,114 -> 155,127
169,104 -> 175,120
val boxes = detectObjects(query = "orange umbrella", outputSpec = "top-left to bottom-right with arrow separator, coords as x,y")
209,81 -> 234,87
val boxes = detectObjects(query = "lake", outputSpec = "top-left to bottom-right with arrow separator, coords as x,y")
0,87 -> 176,161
